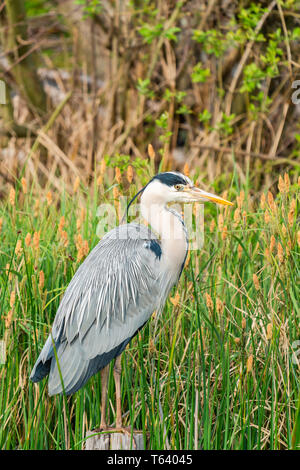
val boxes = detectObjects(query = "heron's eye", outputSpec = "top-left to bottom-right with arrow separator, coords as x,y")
175,184 -> 184,191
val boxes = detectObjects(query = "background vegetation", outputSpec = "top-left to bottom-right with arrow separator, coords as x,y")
0,0 -> 299,450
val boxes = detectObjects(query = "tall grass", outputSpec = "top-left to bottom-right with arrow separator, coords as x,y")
0,165 -> 299,450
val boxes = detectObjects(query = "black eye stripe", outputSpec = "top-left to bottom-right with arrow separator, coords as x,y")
152,173 -> 187,187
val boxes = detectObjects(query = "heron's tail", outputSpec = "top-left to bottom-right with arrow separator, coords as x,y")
30,335 -> 54,383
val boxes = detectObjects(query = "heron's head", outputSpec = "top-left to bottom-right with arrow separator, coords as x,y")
141,172 -> 234,206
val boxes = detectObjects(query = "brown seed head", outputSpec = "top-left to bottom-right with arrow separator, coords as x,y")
218,214 -> 224,232
33,231 -> 40,251
148,144 -> 155,160
46,191 -> 52,206
73,176 -> 80,193
15,239 -> 22,257
9,187 -> 15,206
270,235 -> 276,254
238,244 -> 243,259
277,242 -> 284,263
205,292 -> 213,310
237,190 -> 245,209
246,354 -> 253,373
10,291 -> 15,308
113,186 -> 119,201
21,177 -> 27,194
264,210 -> 270,224
82,240 -> 89,257
127,165 -> 133,184
39,270 -> 45,290
221,225 -> 228,240
183,162 -> 190,177
253,273 -> 260,290
58,216 -> 65,234
288,199 -> 296,226
25,233 -> 31,247
34,199 -> 40,217
266,323 -> 273,340
284,173 -> 290,192
61,230 -> 69,247
234,208 -> 241,226
115,167 -> 122,184
5,309 -> 13,328
278,175 -> 285,194
216,298 -> 224,314
170,291 -> 180,307
281,224 -> 287,237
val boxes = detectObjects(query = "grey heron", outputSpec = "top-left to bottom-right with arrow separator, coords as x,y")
30,171 -> 233,433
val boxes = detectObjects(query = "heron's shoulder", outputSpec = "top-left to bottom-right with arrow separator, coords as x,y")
104,223 -> 157,241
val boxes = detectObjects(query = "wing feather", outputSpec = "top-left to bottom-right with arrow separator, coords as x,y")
30,223 -> 175,395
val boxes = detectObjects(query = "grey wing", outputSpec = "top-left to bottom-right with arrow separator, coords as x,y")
30,224 -> 168,395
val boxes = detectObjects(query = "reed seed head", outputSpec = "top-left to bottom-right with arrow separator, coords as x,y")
278,175 -> 285,193
127,165 -> 133,184
115,167 -> 122,184
39,270 -> 45,290
284,173 -> 290,192
170,291 -> 180,307
183,162 -> 190,177
33,231 -> 40,251
46,191 -> 52,206
9,187 -> 15,206
277,242 -> 284,263
205,292 -> 213,310
15,239 -> 22,257
73,176 -> 80,193
148,144 -> 155,160
246,354 -> 253,373
266,323 -> 273,340
21,177 -> 27,194
10,291 -> 15,308
253,273 -> 260,290
25,233 -> 31,247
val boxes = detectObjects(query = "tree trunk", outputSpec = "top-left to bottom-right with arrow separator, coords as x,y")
4,0 -> 47,117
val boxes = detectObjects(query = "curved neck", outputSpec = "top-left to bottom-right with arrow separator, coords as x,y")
140,189 -> 188,269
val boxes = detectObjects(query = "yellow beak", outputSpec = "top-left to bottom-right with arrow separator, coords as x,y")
188,187 -> 234,206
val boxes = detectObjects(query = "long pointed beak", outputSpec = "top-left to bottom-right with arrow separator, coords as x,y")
189,187 -> 234,206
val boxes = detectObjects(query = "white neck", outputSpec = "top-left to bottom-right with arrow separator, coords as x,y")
140,183 -> 188,272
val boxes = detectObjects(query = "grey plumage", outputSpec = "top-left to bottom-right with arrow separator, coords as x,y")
30,222 -> 184,395
30,171 -> 233,401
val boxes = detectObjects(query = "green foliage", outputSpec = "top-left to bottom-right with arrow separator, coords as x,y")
198,109 -> 212,124
238,3 -> 268,32
240,63 -> 265,94
136,78 -> 154,99
75,0 -> 102,18
215,113 -> 236,136
191,63 -> 211,83
192,29 -> 227,57
25,0 -> 51,17
139,23 -> 181,44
